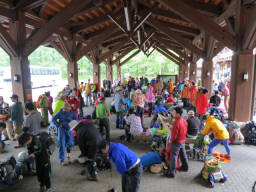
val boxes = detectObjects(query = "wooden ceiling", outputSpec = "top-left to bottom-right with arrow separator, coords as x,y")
0,0 -> 255,66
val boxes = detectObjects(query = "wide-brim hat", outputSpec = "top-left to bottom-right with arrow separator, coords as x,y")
135,89 -> 142,94
63,102 -> 71,110
69,120 -> 79,130
116,86 -> 123,92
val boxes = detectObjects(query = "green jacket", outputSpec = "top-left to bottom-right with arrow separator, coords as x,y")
39,95 -> 48,108
11,102 -> 23,125
53,99 -> 65,115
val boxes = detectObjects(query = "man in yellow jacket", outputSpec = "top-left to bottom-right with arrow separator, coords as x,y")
201,115 -> 231,159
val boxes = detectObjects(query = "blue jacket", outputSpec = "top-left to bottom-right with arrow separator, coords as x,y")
52,109 -> 77,129
108,142 -> 138,175
114,93 -> 125,112
140,152 -> 162,168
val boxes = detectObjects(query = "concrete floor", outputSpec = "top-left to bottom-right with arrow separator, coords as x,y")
1,97 -> 256,192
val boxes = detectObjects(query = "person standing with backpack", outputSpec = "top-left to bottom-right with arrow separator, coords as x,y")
52,103 -> 77,166
39,94 -> 49,127
84,79 -> 92,106
18,133 -> 55,192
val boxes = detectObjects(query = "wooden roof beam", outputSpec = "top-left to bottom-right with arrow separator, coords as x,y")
0,24 -> 17,57
147,18 -> 204,57
15,0 -> 46,11
0,7 -> 15,20
243,6 -> 256,50
99,38 -> 129,63
71,7 -> 123,33
76,25 -> 120,61
112,45 -> 135,65
155,46 -> 181,65
24,0 -> 93,56
154,19 -> 200,36
156,0 -> 236,50
156,44 -> 183,63
120,49 -> 140,66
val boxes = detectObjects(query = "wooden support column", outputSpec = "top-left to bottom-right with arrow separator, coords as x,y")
9,11 -> 32,104
106,58 -> 113,83
229,50 -> 255,122
189,62 -> 197,82
93,63 -> 100,84
67,60 -> 78,89
178,64 -> 184,80
184,61 -> 189,79
116,61 -> 121,81
201,60 -> 213,96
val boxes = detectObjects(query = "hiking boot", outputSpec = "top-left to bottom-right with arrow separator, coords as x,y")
178,167 -> 188,172
87,174 -> 98,181
166,173 -> 175,178
224,154 -> 231,160
45,188 -> 55,192
39,186 -> 45,192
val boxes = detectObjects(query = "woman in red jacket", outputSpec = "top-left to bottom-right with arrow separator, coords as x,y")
67,92 -> 80,117
195,89 -> 210,129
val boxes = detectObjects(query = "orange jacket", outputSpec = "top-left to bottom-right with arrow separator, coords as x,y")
169,81 -> 174,93
189,85 -> 198,104
181,87 -> 190,99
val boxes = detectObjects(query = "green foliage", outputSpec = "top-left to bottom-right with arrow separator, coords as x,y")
0,46 -> 178,81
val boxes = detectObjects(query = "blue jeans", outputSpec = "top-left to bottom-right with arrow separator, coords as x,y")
58,128 -> 74,162
208,139 -> 231,155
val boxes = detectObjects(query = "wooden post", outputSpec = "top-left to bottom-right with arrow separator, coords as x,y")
189,62 -> 197,82
201,60 -> 213,96
106,59 -> 113,83
178,64 -> 184,81
184,61 -> 189,79
9,11 -> 32,104
229,50 -> 255,121
93,62 -> 100,84
67,60 -> 78,89
116,61 -> 121,80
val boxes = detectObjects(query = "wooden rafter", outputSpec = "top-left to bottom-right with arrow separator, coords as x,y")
24,0 -> 93,56
50,41 -> 69,61
71,7 -> 123,33
147,18 -> 204,57
156,0 -> 236,50
155,46 -> 181,65
120,49 -> 140,66
0,24 -> 17,57
15,0 -> 45,11
112,45 -> 135,65
57,35 -> 72,62
99,38 -> 129,63
157,44 -> 183,63
0,7 -> 15,20
243,6 -> 256,49
76,25 -> 119,61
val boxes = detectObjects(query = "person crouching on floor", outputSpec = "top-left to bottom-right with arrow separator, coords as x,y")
69,120 -> 103,181
201,115 -> 231,159
100,141 -> 143,192
18,133 -> 54,192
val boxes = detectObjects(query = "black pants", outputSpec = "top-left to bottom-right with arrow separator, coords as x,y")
36,159 -> 51,189
99,118 -> 110,142
122,163 -> 143,192
135,106 -> 144,119
169,142 -> 189,175
182,98 -> 190,108
148,103 -> 153,116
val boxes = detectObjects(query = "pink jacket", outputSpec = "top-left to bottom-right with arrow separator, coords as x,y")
134,94 -> 147,108
146,86 -> 155,103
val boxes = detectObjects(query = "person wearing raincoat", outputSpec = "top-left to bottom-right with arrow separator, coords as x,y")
52,102 -> 78,166
39,94 -> 49,127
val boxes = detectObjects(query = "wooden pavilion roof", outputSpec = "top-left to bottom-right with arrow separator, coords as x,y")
0,0 -> 255,66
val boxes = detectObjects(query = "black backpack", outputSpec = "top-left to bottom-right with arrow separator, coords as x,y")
39,132 -> 56,155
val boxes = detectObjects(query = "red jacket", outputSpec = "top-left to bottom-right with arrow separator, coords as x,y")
189,85 -> 198,104
195,93 -> 209,114
166,94 -> 175,103
171,117 -> 187,143
67,98 -> 80,116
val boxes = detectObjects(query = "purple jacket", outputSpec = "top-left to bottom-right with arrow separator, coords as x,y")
146,86 -> 155,103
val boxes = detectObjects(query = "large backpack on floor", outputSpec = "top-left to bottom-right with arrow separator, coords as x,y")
0,157 -> 18,185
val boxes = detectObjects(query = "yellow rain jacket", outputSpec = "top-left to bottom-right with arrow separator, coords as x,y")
85,83 -> 91,94
201,116 -> 229,140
